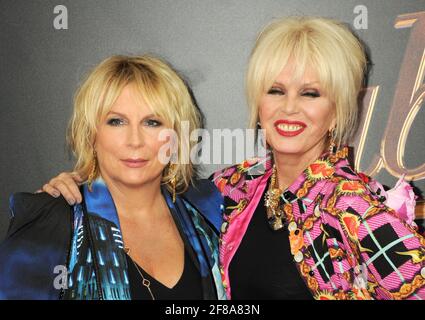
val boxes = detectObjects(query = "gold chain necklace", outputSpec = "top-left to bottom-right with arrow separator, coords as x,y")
124,247 -> 155,300
264,165 -> 285,231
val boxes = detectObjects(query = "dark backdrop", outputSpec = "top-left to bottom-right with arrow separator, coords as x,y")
1,0 -> 424,239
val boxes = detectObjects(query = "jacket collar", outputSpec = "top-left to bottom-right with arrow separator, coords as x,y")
80,177 -> 223,300
83,177 -> 223,233
280,148 -> 350,208
83,178 -> 121,228
219,147 -> 351,216
180,179 -> 223,234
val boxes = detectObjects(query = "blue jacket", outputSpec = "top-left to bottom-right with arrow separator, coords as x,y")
0,178 -> 225,300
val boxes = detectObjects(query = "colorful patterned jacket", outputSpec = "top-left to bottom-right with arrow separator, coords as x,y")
211,148 -> 425,300
0,178 -> 226,300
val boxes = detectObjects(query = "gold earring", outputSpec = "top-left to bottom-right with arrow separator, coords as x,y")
87,150 -> 97,192
168,163 -> 177,203
328,128 -> 337,154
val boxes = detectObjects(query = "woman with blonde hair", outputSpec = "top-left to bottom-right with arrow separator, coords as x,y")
212,16 -> 424,300
0,55 -> 225,300
38,17 -> 424,300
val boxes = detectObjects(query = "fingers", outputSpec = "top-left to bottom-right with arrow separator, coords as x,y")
41,172 -> 83,205
59,172 -> 83,204
42,183 -> 61,198
70,172 -> 84,183
42,180 -> 76,205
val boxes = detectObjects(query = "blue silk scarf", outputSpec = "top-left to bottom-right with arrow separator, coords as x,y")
65,178 -> 225,300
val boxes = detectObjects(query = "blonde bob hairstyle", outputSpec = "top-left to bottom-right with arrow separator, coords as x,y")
247,16 -> 367,147
68,54 -> 202,194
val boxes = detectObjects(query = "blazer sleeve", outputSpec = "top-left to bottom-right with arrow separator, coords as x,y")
0,192 -> 73,299
336,193 -> 425,300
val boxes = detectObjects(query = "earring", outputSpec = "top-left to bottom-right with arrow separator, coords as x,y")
168,163 -> 177,203
328,128 -> 337,154
87,150 -> 97,192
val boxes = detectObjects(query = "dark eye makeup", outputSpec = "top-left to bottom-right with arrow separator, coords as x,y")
302,90 -> 321,98
267,87 -> 284,95
106,117 -> 163,127
144,119 -> 162,127
107,118 -> 125,126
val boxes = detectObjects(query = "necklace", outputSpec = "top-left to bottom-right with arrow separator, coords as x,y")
124,247 -> 155,300
264,165 -> 285,231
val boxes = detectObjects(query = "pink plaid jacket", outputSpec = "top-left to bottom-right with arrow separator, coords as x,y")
211,148 -> 425,300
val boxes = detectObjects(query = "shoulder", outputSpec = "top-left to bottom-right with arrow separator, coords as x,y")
0,193 -> 72,299
181,179 -> 224,232
335,165 -> 378,197
10,191 -> 69,213
209,158 -> 265,179
183,178 -> 223,204
323,164 -> 387,216
209,157 -> 270,194
7,192 -> 71,237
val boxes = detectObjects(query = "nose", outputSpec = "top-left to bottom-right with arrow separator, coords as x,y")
127,125 -> 145,148
280,93 -> 299,115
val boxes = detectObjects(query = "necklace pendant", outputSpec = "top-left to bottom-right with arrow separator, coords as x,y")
267,213 -> 284,231
265,165 -> 285,231
271,219 -> 284,231
142,279 -> 151,287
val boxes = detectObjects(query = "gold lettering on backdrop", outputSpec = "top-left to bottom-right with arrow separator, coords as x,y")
353,11 -> 425,181
382,11 -> 425,180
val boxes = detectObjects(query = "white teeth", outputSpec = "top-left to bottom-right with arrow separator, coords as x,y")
277,124 -> 303,132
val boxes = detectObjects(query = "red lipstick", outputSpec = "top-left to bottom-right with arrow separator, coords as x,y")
274,120 -> 306,137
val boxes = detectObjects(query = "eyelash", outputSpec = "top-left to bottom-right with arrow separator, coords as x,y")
144,119 -> 162,127
267,88 -> 321,98
106,118 -> 162,127
303,91 -> 320,98
107,118 -> 125,126
267,88 -> 283,95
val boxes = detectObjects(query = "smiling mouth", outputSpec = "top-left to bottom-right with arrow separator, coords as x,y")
276,124 -> 304,132
274,120 -> 306,137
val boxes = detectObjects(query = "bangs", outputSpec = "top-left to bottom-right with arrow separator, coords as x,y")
95,63 -> 175,129
247,16 -> 366,144
95,76 -> 128,125
132,71 -> 175,129
261,29 -> 334,100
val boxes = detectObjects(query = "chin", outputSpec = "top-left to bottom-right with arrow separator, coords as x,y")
269,138 -> 306,155
273,146 -> 305,156
125,175 -> 152,185
110,172 -> 147,186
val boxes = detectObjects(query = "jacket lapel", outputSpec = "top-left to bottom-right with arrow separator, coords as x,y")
66,179 -> 130,300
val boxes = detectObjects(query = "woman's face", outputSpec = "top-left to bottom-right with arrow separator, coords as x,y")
259,60 -> 336,160
95,84 -> 169,189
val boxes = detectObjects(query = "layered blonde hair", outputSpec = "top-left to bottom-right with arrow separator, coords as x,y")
247,16 -> 367,146
68,55 -> 202,194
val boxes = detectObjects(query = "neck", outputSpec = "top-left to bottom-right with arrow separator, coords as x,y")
101,175 -> 167,221
273,142 -> 326,190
